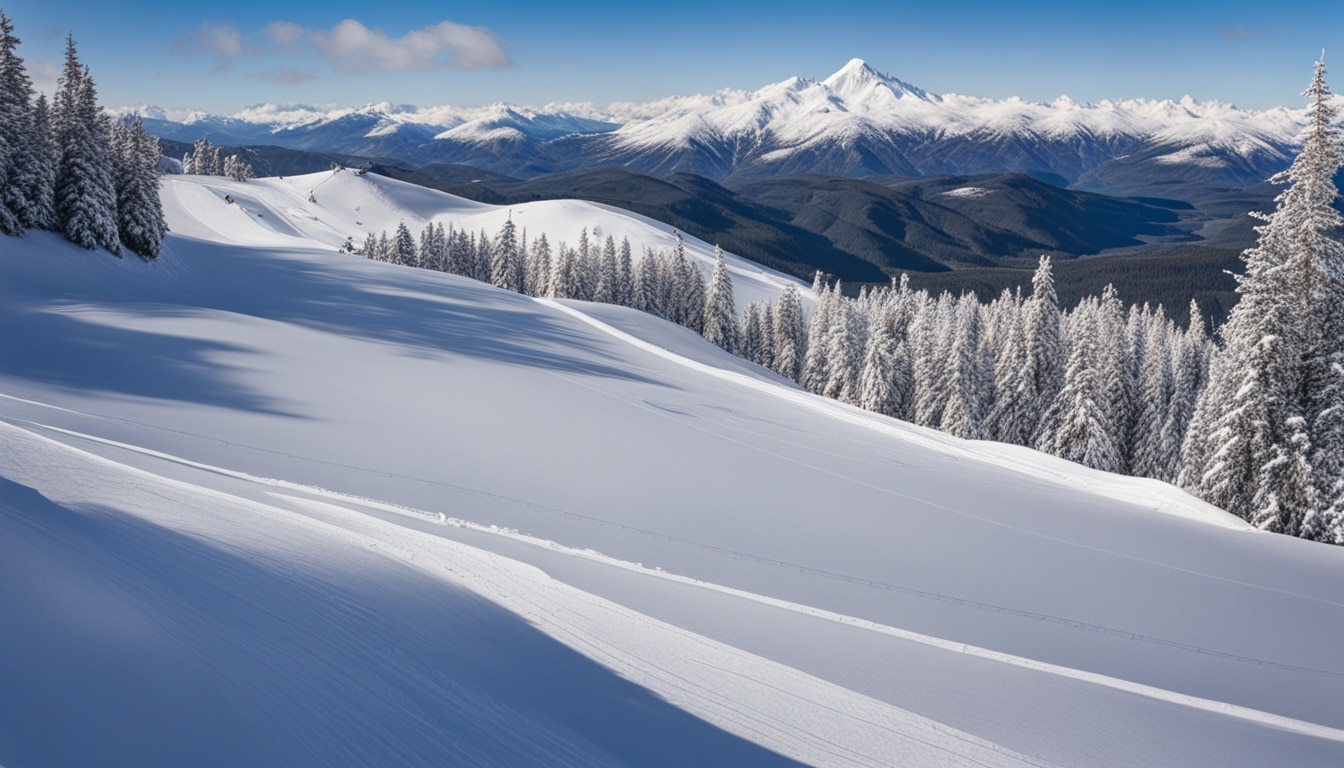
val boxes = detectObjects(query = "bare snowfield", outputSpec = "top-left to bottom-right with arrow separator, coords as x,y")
2,172 -> 1343,767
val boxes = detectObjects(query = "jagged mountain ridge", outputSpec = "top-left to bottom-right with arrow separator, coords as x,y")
125,59 -> 1330,195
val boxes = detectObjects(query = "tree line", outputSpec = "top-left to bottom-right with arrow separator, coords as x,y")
0,14 -> 166,257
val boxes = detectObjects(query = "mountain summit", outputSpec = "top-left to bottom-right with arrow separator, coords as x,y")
820,58 -> 930,103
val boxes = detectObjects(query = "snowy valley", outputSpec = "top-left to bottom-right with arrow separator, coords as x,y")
3,171 -> 1344,766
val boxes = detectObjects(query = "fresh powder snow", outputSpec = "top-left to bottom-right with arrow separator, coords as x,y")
1,171 -> 1343,767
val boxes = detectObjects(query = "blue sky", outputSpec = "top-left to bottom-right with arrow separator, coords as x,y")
2,1 -> 1340,112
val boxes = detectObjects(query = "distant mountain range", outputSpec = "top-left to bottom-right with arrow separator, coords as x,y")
125,59 -> 1333,197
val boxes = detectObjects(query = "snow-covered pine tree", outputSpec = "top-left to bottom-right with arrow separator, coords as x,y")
594,235 -> 619,304
1023,256 -> 1065,441
702,245 -> 738,352
549,242 -> 579,299
771,284 -> 807,382
822,291 -> 864,405
632,246 -> 661,315
417,223 -> 436,270
525,232 -> 552,297
228,154 -> 254,181
0,11 -> 46,233
1037,298 -> 1123,472
1183,57 -> 1344,536
392,222 -> 416,267
801,274 -> 835,394
984,294 -> 1033,445
1129,309 -> 1176,480
1098,285 -> 1135,472
573,228 -> 595,301
616,237 -> 634,307
857,303 -> 911,418
111,117 -> 167,258
939,294 -> 989,440
53,37 -> 119,253
912,292 -> 955,428
184,138 -> 213,175
490,216 -> 522,292
27,93 -> 56,230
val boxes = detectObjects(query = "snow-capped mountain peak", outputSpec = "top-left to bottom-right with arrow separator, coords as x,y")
821,58 -> 931,103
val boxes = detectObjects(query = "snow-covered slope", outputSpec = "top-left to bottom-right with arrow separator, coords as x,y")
128,59 -> 1334,190
167,170 -> 805,309
2,175 -> 1344,767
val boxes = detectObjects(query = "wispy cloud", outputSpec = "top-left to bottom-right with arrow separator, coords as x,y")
168,17 -> 511,81
309,19 -> 511,72
173,21 -> 248,57
264,21 -> 306,49
1218,26 -> 1259,40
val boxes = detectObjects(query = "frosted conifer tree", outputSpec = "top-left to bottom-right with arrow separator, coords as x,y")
822,294 -> 864,404
1183,57 -> 1344,536
858,304 -> 911,418
111,117 -> 167,258
53,37 -> 119,253
392,223 -> 416,267
801,275 -> 835,394
1038,300 -> 1122,472
0,12 -> 44,233
702,245 -> 738,351
1023,256 -> 1065,439
984,298 -> 1033,445
526,232 -> 552,297
616,237 -> 634,307
594,235 -> 619,304
939,295 -> 988,439
912,293 -> 955,428
28,93 -> 56,230
1130,311 -> 1176,480
771,285 -> 807,382
490,216 -> 522,291
632,247 -> 660,314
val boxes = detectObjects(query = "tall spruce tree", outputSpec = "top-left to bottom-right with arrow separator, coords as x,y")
1183,57 -> 1344,536
702,245 -> 738,352
771,285 -> 807,382
27,93 -> 56,230
53,37 -> 119,253
0,11 -> 31,235
111,117 -> 167,258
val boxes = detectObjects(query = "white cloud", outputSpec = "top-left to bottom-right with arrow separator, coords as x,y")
310,19 -> 510,73
264,21 -> 306,49
176,21 -> 246,57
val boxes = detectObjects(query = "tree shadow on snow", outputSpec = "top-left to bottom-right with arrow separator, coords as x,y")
169,238 -> 668,388
0,475 -> 802,768
0,306 -> 300,416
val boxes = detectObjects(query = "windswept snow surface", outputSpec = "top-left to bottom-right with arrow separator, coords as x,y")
2,174 -> 1344,767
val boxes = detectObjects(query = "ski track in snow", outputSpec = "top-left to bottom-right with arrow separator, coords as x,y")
5,401 -> 1344,746
0,418 -> 1049,768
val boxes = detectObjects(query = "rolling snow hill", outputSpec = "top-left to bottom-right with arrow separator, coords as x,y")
2,173 -> 1344,767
